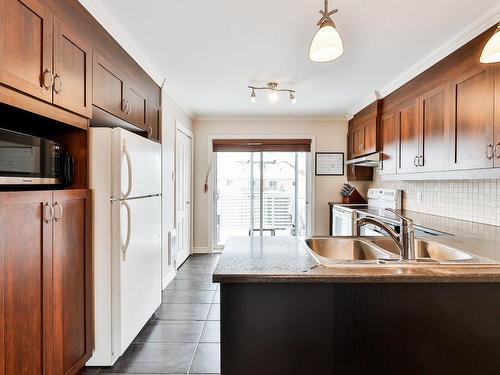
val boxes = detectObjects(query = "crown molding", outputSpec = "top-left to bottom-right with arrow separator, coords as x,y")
194,115 -> 348,124
349,5 -> 500,116
77,0 -> 195,119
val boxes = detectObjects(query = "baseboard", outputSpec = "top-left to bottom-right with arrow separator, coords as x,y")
161,267 -> 176,290
193,247 -> 211,254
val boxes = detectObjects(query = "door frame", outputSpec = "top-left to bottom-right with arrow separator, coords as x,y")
175,121 -> 194,267
208,135 -> 315,252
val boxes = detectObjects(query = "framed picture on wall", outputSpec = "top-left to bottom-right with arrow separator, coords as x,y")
315,152 -> 344,176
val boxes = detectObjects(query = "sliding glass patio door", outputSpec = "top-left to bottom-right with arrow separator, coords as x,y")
213,151 -> 310,248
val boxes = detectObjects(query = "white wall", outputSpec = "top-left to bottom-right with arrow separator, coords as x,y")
161,90 -> 193,285
193,117 -> 349,251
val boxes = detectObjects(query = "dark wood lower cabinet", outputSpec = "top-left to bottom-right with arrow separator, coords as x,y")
0,189 -> 92,375
52,190 -> 92,375
221,282 -> 500,375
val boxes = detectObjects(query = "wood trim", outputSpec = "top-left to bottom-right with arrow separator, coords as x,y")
212,138 -> 312,152
0,85 -> 89,129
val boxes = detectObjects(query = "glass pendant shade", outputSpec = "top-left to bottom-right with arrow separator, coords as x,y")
480,26 -> 500,63
309,22 -> 344,63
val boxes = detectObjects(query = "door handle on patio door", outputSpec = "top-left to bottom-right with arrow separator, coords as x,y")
122,142 -> 133,199
121,201 -> 132,260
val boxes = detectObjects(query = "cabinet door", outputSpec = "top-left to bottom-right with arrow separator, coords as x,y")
420,85 -> 449,172
52,189 -> 92,375
53,19 -> 92,118
125,83 -> 148,130
363,120 -> 377,155
93,53 -> 127,118
1,191 -> 53,375
0,0 -> 53,102
398,101 -> 420,173
380,113 -> 397,175
147,104 -> 161,141
451,66 -> 495,169
352,126 -> 364,157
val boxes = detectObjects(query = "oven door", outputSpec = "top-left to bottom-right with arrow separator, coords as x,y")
0,128 -> 60,185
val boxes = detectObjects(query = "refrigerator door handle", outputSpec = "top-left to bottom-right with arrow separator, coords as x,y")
121,143 -> 133,199
121,201 -> 132,260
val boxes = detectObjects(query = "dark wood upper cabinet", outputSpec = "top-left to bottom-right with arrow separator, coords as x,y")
351,125 -> 364,157
124,83 -> 148,130
52,189 -> 92,375
397,100 -> 420,173
419,85 -> 449,172
53,18 -> 92,118
93,53 -> 127,119
93,53 -> 127,118
1,191 -> 54,375
147,103 -> 161,141
0,0 -> 53,102
351,119 -> 377,157
451,66 -> 495,170
379,112 -> 397,175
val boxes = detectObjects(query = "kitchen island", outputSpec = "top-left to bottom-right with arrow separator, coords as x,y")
213,234 -> 500,375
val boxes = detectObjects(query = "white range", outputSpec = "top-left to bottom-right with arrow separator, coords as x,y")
88,127 -> 162,366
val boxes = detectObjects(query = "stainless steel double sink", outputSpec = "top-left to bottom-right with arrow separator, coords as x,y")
303,237 -> 497,266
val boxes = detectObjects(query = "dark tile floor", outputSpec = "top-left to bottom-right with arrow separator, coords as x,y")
80,254 -> 221,375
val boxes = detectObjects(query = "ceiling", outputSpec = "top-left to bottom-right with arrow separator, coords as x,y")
81,0 -> 500,118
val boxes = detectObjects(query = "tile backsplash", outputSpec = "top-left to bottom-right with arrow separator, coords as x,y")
365,179 -> 500,227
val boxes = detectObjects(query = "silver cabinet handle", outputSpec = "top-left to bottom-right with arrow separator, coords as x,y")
418,155 -> 424,167
414,156 -> 419,167
148,126 -> 153,137
42,203 -> 54,223
42,69 -> 54,90
53,202 -> 63,221
486,144 -> 494,160
53,74 -> 63,94
494,143 -> 500,159
128,102 -> 132,115
122,99 -> 127,113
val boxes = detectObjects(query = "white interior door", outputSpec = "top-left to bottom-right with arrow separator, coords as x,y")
175,127 -> 193,268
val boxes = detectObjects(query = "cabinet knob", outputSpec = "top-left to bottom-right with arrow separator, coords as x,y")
42,69 -> 54,90
418,155 -> 424,167
42,203 -> 54,223
486,144 -> 494,160
53,202 -> 64,221
414,156 -> 419,167
494,143 -> 500,159
53,74 -> 63,94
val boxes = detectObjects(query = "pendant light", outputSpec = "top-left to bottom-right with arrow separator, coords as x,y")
480,24 -> 500,63
309,0 -> 344,63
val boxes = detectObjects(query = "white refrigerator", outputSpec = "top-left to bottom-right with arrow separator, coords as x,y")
88,127 -> 162,366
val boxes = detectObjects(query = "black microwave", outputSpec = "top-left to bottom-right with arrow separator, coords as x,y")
0,128 -> 74,186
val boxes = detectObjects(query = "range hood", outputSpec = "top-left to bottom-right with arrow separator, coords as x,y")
346,152 -> 381,167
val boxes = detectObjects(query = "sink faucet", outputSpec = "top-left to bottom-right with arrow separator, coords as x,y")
355,208 -> 416,262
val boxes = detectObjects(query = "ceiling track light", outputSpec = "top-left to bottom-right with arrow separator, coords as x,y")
480,23 -> 500,63
248,82 -> 297,104
309,0 -> 344,63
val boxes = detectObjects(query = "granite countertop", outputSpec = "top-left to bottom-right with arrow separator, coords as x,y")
213,210 -> 500,283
